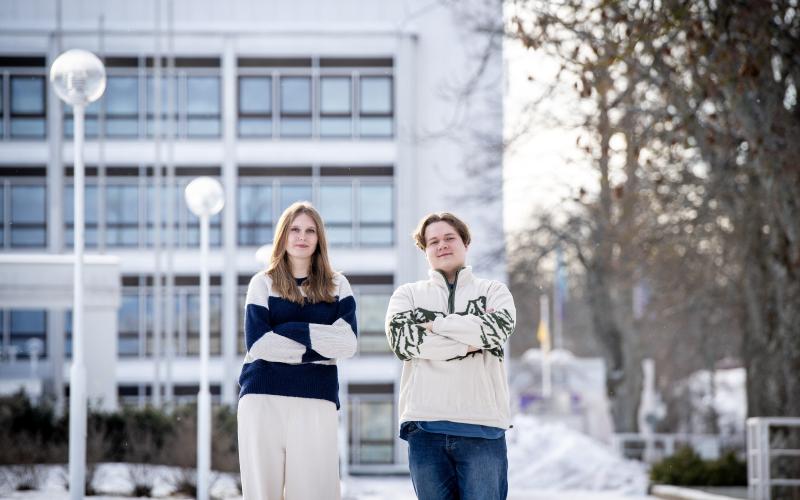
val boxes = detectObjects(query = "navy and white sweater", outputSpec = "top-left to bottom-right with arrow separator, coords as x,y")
238,271 -> 358,409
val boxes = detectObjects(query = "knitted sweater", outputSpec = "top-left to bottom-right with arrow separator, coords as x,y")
238,271 -> 358,409
385,266 -> 516,429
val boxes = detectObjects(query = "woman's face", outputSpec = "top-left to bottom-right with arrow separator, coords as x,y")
423,221 -> 467,277
285,212 -> 319,262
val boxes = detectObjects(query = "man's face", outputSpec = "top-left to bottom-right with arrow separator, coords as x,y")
424,221 -> 467,277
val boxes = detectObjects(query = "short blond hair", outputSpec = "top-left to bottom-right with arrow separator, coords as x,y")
412,212 -> 471,250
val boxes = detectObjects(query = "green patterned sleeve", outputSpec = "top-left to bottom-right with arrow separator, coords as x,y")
385,285 -> 469,361
431,281 -> 516,355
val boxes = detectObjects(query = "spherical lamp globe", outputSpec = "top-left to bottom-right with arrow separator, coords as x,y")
50,49 -> 106,106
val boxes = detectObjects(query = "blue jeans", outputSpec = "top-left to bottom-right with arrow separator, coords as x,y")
405,422 -> 508,500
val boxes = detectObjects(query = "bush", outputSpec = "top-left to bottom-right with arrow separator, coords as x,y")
706,451 -> 747,486
650,446 -> 747,486
212,405 -> 239,473
0,392 -> 66,466
1,392 -> 241,489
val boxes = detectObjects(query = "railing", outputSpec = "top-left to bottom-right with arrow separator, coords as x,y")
747,417 -> 800,500
613,432 -> 744,463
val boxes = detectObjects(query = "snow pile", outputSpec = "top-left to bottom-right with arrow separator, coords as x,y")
507,414 -> 649,496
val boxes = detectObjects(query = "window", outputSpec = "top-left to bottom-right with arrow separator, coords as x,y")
279,182 -> 313,210
119,275 -> 222,358
106,184 -> 141,247
147,176 -> 223,248
1,170 -> 47,248
237,285 -> 248,356
105,76 -> 139,137
0,187 -> 3,247
1,57 -> 47,140
280,76 -> 312,137
64,311 -> 73,357
354,289 -> 392,354
319,184 -> 353,245
186,76 -> 221,137
118,383 -> 222,407
146,75 -> 178,137
237,58 -> 393,140
349,385 -> 395,465
64,99 -> 101,138
10,184 -> 47,247
7,310 -> 47,360
359,76 -> 393,137
238,77 -> 272,137
60,57 -> 220,140
359,184 -> 394,245
61,166 -> 222,250
64,183 -> 100,248
237,168 -> 393,248
186,292 -> 222,355
10,76 -> 46,138
238,183 -> 273,246
183,186 -> 223,247
319,76 -> 352,137
118,293 -> 141,357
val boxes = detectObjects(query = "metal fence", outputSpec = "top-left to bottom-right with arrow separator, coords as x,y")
613,432 -> 744,464
747,417 -> 800,500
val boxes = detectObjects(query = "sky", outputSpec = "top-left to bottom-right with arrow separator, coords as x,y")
502,39 -> 596,233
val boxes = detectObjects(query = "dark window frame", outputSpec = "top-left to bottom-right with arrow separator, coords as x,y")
8,74 -> 47,139
237,75 -> 273,138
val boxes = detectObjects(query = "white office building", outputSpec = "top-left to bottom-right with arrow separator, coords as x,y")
0,0 -> 503,472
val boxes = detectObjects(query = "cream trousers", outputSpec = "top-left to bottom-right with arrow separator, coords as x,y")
238,394 -> 341,500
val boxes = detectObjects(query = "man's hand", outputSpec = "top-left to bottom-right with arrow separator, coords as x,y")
420,321 -> 480,353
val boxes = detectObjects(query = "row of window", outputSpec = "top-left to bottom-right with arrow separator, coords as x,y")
1,169 -> 394,249
0,281 -> 391,360
1,60 -> 394,140
237,74 -> 392,138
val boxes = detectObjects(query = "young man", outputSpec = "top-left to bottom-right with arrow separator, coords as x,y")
385,212 -> 516,500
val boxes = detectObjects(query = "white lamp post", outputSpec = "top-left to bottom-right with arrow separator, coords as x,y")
184,177 -> 224,500
50,49 -> 106,500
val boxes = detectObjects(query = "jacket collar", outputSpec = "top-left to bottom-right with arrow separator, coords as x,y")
428,266 -> 473,290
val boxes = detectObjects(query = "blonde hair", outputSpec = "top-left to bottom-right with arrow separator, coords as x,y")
267,202 -> 336,304
412,212 -> 471,250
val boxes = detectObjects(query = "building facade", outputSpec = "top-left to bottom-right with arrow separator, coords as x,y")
0,0 -> 503,472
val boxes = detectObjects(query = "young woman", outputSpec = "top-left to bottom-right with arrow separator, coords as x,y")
385,212 -> 516,500
238,201 -> 357,500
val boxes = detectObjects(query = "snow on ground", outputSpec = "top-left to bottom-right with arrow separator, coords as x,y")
0,465 -> 651,499
1,415 -> 652,499
507,415 -> 649,496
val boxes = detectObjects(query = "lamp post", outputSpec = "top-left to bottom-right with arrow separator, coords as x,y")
184,177 -> 224,500
50,49 -> 106,500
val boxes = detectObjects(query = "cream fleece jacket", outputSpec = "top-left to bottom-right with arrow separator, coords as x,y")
385,266 -> 516,429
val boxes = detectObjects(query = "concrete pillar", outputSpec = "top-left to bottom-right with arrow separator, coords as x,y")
221,36 -> 238,406
394,33 -> 420,285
